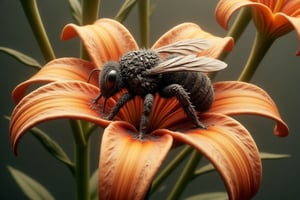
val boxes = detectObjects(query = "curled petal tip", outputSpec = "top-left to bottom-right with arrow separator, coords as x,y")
61,23 -> 78,40
274,121 -> 289,137
60,18 -> 138,68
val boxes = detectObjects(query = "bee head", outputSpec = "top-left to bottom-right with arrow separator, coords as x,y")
99,61 -> 123,98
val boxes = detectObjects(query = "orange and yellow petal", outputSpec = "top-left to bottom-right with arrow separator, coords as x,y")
99,121 -> 173,200
215,0 -> 287,34
155,113 -> 262,200
113,92 -> 196,134
215,0 -> 255,30
210,81 -> 288,137
216,0 -> 300,54
12,58 -> 97,104
152,23 -> 234,58
61,18 -> 138,67
114,93 -> 187,132
10,81 -> 109,154
277,13 -> 300,55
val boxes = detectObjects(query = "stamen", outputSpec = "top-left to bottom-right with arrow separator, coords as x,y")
273,0 -> 283,13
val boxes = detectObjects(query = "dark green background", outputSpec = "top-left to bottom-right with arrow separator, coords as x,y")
1,0 -> 299,199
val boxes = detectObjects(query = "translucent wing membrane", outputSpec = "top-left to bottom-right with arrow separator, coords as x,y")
155,38 -> 211,55
147,55 -> 227,74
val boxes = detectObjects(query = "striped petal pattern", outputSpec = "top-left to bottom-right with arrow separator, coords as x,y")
9,18 -> 289,200
210,81 -> 289,137
216,0 -> 300,54
99,121 -> 173,200
154,113 -> 262,200
10,81 -> 109,154
61,18 -> 139,67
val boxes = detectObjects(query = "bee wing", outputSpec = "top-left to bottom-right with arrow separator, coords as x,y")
147,55 -> 227,74
154,38 -> 211,55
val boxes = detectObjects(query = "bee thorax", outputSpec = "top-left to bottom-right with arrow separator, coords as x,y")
119,50 -> 161,96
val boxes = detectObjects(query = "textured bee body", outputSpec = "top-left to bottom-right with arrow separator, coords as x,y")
161,71 -> 214,112
90,39 -> 227,138
119,50 -> 161,96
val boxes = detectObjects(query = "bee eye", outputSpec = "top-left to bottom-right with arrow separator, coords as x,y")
105,70 -> 117,88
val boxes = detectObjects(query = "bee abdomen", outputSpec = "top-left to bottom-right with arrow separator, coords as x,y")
162,72 -> 214,112
189,73 -> 214,112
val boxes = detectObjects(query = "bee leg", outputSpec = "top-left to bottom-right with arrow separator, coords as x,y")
92,93 -> 102,104
159,84 -> 206,129
106,92 -> 134,120
139,93 -> 154,139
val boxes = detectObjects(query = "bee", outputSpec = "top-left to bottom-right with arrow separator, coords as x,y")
89,39 -> 227,138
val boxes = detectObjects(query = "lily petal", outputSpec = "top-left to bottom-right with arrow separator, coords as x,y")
99,121 -> 172,200
215,0 -> 261,30
115,93 -> 187,132
61,18 -> 139,67
10,81 -> 109,154
155,113 -> 261,200
210,81 -> 289,137
12,58 -> 97,104
216,0 -> 300,54
152,23 -> 234,58
115,92 -> 197,134
277,13 -> 300,55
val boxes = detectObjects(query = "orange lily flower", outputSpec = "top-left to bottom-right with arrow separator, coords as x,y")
9,18 -> 288,199
216,0 -> 300,55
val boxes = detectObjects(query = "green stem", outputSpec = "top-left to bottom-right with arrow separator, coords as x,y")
82,0 -> 101,25
80,0 -> 101,60
138,0 -> 150,48
150,146 -> 193,194
218,7 -> 252,61
74,140 -> 90,200
20,0 -> 55,62
238,32 -> 275,82
226,8 -> 251,45
166,150 -> 202,200
115,0 -> 137,23
70,2 -> 100,199
210,7 -> 251,80
71,120 -> 90,200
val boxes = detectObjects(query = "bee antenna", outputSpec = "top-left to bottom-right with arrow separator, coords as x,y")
87,69 -> 101,83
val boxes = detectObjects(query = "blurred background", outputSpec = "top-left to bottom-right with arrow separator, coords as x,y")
1,0 -> 299,199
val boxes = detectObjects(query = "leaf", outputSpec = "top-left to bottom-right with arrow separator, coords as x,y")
185,192 -> 228,200
89,169 -> 99,200
68,0 -> 82,24
6,115 -> 75,174
193,152 -> 290,178
8,166 -> 55,200
260,152 -> 291,160
193,163 -> 215,180
30,127 -> 75,175
114,0 -> 137,22
0,47 -> 41,69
